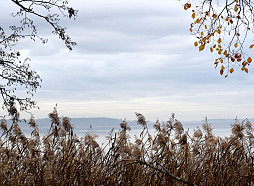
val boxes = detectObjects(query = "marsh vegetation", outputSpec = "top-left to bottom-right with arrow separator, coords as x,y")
0,109 -> 254,185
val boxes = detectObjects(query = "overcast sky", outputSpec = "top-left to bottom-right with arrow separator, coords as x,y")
1,0 -> 254,121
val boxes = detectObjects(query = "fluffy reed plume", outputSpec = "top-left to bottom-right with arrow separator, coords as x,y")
0,110 -> 254,185
135,112 -> 146,126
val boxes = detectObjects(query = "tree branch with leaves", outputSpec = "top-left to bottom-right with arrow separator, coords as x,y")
0,0 -> 77,119
183,0 -> 254,77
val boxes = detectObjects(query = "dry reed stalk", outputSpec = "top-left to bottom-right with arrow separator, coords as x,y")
0,110 -> 254,185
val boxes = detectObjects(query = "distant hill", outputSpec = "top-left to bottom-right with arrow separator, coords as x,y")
14,117 -> 253,127
183,118 -> 254,128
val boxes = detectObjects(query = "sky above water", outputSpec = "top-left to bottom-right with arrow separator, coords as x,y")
1,0 -> 254,121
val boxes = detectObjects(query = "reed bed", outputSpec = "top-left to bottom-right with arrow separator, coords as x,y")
0,108 -> 253,185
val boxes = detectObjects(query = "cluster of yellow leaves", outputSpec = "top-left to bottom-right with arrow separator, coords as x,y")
196,36 -> 253,76
241,66 -> 249,73
184,0 -> 253,77
216,53 -> 252,76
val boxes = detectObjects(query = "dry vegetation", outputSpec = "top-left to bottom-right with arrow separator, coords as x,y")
0,109 -> 254,185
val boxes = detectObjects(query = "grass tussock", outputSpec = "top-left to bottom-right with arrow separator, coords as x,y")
0,108 -> 254,185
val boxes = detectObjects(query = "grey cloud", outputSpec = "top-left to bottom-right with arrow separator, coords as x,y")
1,0 -> 254,120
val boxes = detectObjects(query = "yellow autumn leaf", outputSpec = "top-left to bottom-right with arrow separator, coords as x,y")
184,4 -> 188,10
234,43 -> 238,48
250,44 -> 254,48
199,44 -> 205,52
230,68 -> 234,73
220,69 -> 224,75
217,29 -> 221,34
190,28 -> 193,32
247,57 -> 252,63
234,5 -> 238,12
192,13 -> 195,19
217,38 -> 222,43
194,41 -> 198,47
205,25 -> 207,29
221,65 -> 225,70
245,68 -> 249,73
210,47 -> 213,53
212,14 -> 217,19
195,18 -> 200,24
184,3 -> 191,10
201,32 -> 204,36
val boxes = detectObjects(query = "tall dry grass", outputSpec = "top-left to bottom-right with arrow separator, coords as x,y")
0,108 -> 253,185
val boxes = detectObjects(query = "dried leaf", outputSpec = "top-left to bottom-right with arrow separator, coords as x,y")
212,14 -> 217,19
199,44 -> 205,52
234,5 -> 238,12
184,3 -> 191,10
220,69 -> 224,75
192,13 -> 195,19
247,57 -> 252,63
230,68 -> 234,73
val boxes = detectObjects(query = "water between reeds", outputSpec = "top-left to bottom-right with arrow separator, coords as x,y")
17,119 -> 235,147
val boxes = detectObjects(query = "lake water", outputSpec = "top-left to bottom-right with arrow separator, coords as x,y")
57,122 -> 233,146
5,119 -> 238,147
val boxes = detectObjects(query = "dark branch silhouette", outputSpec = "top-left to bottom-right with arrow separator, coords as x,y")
0,0 -> 77,119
